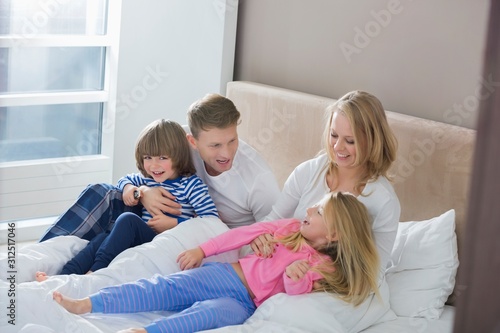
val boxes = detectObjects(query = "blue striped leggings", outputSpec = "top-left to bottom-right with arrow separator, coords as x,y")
89,262 -> 257,333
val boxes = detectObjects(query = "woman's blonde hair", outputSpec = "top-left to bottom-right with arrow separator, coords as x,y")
135,119 -> 196,178
323,90 -> 398,193
276,192 -> 380,306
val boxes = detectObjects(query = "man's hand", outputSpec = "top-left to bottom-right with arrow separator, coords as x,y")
285,260 -> 310,281
177,247 -> 205,270
250,233 -> 274,258
147,215 -> 178,234
140,186 -> 181,216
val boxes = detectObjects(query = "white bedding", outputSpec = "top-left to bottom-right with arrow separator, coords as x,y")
1,218 -> 238,332
0,215 -> 457,333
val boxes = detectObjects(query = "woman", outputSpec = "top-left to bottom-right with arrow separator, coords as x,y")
254,90 -> 400,279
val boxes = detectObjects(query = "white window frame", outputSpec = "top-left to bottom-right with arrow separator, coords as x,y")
0,0 -> 122,223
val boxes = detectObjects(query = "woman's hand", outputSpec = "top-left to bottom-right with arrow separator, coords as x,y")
140,186 -> 181,216
285,260 -> 310,281
177,247 -> 205,270
250,233 -> 274,258
147,215 -> 178,234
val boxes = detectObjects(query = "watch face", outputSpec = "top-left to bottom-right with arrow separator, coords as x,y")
133,190 -> 140,199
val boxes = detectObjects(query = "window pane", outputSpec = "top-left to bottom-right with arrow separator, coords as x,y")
0,47 -> 105,94
0,0 -> 107,35
0,103 -> 102,163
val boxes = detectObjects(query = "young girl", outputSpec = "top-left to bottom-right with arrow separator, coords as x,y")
52,192 -> 379,333
36,119 -> 218,281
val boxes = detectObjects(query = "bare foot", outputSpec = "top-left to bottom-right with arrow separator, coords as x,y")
117,329 -> 147,333
35,271 -> 49,282
52,291 -> 92,314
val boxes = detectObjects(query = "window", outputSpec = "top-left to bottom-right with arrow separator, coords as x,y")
0,0 -> 122,222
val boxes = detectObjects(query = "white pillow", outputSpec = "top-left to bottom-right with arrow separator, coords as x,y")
230,278 -> 396,333
386,209 -> 458,319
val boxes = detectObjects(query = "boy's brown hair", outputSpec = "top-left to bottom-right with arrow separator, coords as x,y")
135,119 -> 196,178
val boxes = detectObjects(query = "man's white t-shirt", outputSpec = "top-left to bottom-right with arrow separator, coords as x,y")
191,139 -> 281,229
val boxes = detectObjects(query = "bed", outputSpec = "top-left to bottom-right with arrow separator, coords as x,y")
0,81 -> 476,332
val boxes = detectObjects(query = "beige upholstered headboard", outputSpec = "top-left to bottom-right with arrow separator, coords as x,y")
227,81 -> 476,258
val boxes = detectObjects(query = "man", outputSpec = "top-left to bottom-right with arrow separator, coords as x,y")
40,94 -> 280,241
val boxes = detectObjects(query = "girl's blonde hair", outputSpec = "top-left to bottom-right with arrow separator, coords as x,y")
323,90 -> 398,193
135,119 -> 196,178
276,192 -> 380,306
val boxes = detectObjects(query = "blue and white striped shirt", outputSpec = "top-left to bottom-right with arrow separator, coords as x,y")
117,173 -> 219,223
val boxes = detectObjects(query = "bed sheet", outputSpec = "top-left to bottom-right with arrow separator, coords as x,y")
0,217 -> 239,333
0,217 -> 455,333
361,306 -> 455,333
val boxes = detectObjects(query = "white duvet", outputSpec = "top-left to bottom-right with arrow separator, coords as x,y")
0,217 -> 402,333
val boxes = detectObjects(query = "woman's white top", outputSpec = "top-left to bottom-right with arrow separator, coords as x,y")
265,153 -> 401,276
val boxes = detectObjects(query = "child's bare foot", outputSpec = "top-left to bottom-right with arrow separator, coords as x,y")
117,329 -> 147,333
35,271 -> 49,282
52,291 -> 92,314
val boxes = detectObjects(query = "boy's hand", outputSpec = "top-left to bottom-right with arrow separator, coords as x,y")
147,215 -> 178,234
123,185 -> 140,207
285,260 -> 310,281
177,247 -> 205,270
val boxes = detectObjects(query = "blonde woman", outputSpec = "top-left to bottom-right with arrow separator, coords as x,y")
51,192 -> 379,333
255,90 -> 401,280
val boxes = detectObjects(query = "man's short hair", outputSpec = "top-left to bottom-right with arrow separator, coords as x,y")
187,93 -> 241,138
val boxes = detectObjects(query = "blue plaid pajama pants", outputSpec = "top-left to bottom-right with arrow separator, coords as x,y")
39,183 -> 141,242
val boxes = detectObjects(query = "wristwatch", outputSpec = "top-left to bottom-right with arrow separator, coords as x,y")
133,189 -> 141,199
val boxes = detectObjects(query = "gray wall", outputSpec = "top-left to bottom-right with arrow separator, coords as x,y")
234,0 -> 490,129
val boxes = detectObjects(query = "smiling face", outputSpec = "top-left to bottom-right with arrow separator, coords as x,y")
143,155 -> 178,183
329,112 -> 360,169
187,125 -> 239,176
300,203 -> 337,248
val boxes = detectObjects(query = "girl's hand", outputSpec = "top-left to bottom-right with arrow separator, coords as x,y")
147,215 -> 178,234
177,247 -> 205,270
285,260 -> 310,281
122,185 -> 140,207
140,186 -> 182,216
250,233 -> 274,258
